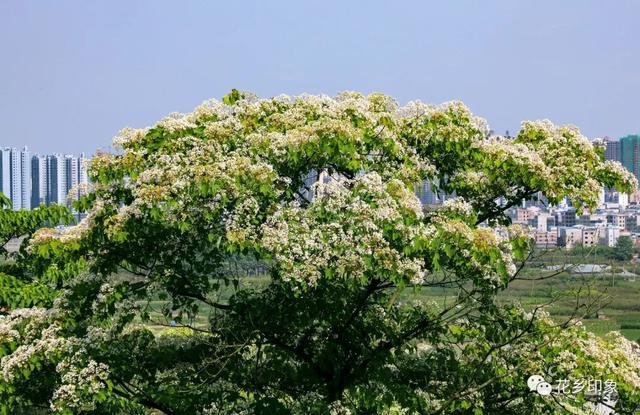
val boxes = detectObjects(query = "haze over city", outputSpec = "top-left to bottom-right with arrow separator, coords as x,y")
1,0 -> 640,155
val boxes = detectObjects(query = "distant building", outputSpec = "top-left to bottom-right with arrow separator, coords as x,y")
31,155 -> 47,207
607,213 -> 626,229
556,208 -> 576,227
535,229 -> 558,248
64,154 -> 79,204
0,148 -> 11,204
620,135 -> 640,182
604,136 -> 620,162
582,227 -> 599,247
415,179 -> 454,206
522,191 -> 549,209
531,212 -> 551,231
559,227 -> 583,249
516,207 -> 540,223
64,153 -> 89,209
626,214 -> 640,233
415,181 -> 439,205
78,153 -> 88,186
0,146 -> 90,211
46,153 -> 65,205
20,147 -> 31,210
601,225 -> 621,247
9,147 -> 22,209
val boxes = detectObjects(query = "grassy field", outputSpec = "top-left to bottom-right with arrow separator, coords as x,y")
517,249 -> 640,340
411,267 -> 640,341
137,267 -> 640,342
507,273 -> 640,340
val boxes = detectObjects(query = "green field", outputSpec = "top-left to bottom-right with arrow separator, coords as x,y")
405,266 -> 640,341
137,266 -> 640,342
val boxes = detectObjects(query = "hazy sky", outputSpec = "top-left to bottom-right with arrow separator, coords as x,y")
1,1 -> 639,155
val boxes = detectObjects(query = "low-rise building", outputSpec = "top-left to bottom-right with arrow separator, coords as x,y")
582,227 -> 599,247
559,227 -> 583,249
600,225 -> 621,247
516,207 -> 540,222
607,213 -> 627,229
534,229 -> 558,248
556,208 -> 577,227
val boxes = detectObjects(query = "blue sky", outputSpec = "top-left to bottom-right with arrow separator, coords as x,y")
1,0 -> 639,154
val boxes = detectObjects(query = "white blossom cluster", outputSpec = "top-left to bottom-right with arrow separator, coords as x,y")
398,100 -> 490,138
260,172 -> 429,286
436,197 -> 475,221
575,331 -> 640,389
328,401 -> 353,415
520,311 -> 640,404
0,308 -> 73,382
30,204 -> 99,247
65,182 -> 94,205
514,120 -> 628,208
50,359 -> 110,412
0,307 -> 116,412
600,159 -> 638,191
91,283 -> 115,313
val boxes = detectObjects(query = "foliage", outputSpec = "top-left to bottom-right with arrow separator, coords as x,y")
0,91 -> 639,414
611,236 -> 635,262
574,235 -> 637,262
0,193 -> 74,310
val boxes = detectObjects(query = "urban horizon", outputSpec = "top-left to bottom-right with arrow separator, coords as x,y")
3,130 -> 640,212
0,146 -> 88,211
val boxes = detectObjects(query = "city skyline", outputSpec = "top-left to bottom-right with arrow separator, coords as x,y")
0,146 -> 88,211
2,130 -> 639,212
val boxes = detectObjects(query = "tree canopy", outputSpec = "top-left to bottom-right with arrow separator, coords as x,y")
0,91 -> 639,414
612,235 -> 635,262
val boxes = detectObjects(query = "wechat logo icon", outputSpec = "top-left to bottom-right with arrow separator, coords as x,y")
528,374 -> 552,396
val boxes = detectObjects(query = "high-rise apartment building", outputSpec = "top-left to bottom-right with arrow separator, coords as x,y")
604,136 -> 621,162
46,153 -> 66,205
620,135 -> 640,182
9,148 -> 22,209
0,148 -> 11,203
64,154 -> 79,204
20,147 -> 31,210
78,153 -> 88,186
31,155 -> 47,207
0,146 -> 90,211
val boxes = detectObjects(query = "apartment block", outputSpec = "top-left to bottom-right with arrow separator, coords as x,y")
0,146 -> 89,211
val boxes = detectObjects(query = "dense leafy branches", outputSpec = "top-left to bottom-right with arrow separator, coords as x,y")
0,92 -> 638,414
0,194 -> 74,310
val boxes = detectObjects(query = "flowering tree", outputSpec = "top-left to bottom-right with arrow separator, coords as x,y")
0,91 -> 639,414
0,193 -> 73,310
